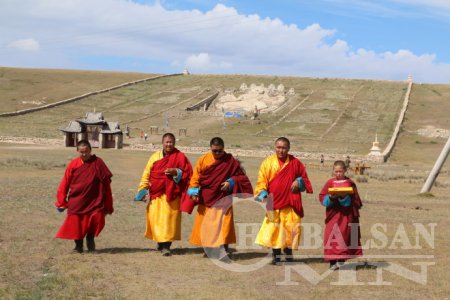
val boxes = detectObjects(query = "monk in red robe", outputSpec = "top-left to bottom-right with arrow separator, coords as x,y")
55,140 -> 113,253
254,137 -> 313,264
182,137 -> 253,261
319,160 -> 363,270
135,133 -> 193,256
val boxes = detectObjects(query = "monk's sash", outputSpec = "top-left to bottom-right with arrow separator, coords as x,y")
67,155 -> 112,215
267,155 -> 311,218
180,153 -> 252,214
149,149 -> 192,202
199,153 -> 253,207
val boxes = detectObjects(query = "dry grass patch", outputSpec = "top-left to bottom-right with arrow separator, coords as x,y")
0,67 -> 155,113
0,144 -> 449,299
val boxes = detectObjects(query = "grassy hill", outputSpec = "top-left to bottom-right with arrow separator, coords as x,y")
389,84 -> 450,165
0,67 -> 156,113
0,67 -> 449,166
0,68 -> 449,299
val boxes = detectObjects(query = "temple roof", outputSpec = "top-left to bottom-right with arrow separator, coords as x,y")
77,112 -> 106,125
60,120 -> 83,133
101,121 -> 122,134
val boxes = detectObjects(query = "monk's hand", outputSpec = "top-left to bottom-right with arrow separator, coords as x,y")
191,195 -> 199,202
329,194 -> 339,201
290,180 -> 299,193
164,168 -> 178,177
220,181 -> 230,191
134,188 -> 149,202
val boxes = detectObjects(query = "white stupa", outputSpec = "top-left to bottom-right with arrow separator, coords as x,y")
407,74 -> 413,83
368,134 -> 382,156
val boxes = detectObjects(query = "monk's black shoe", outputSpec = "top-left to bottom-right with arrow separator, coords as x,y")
73,240 -> 83,253
284,248 -> 293,262
86,235 -> 95,252
272,248 -> 282,265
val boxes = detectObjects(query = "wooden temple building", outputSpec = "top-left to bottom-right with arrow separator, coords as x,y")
60,112 -> 123,149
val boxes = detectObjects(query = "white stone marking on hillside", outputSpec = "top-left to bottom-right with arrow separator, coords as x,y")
215,83 -> 293,113
417,126 -> 450,139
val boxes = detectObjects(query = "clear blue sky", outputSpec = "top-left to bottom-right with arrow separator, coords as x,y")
1,0 -> 450,83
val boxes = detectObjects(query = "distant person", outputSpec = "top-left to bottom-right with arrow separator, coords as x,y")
144,133 -> 148,141
344,156 -> 351,169
354,162 -> 360,175
320,154 -> 324,170
319,160 -> 363,270
55,140 -> 113,253
182,137 -> 253,261
134,133 -> 192,256
140,131 -> 144,139
360,161 -> 367,175
254,137 -> 313,265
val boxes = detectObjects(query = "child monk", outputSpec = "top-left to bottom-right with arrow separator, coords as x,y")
319,160 -> 363,270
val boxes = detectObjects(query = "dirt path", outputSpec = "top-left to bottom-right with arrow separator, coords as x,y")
0,135 -> 375,162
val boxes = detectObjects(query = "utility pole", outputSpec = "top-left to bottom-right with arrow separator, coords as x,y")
420,136 -> 450,193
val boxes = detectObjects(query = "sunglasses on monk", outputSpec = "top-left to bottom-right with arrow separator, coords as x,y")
212,149 -> 224,153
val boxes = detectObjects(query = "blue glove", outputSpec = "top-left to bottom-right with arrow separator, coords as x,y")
173,168 -> 182,184
322,195 -> 334,208
134,188 -> 148,201
187,187 -> 200,197
296,177 -> 306,192
56,207 -> 65,212
339,195 -> 352,207
255,190 -> 268,202
226,178 -> 235,191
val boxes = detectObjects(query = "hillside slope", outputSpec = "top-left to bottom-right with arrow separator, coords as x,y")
1,69 -> 448,162
0,67 -> 155,113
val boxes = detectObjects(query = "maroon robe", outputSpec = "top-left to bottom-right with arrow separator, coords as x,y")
319,177 -> 363,260
266,155 -> 313,218
181,153 -> 253,213
149,149 -> 192,202
55,155 -> 113,240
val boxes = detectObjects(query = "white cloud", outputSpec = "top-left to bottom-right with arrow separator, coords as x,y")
0,0 -> 449,83
7,38 -> 40,51
186,53 -> 211,70
185,53 -> 232,71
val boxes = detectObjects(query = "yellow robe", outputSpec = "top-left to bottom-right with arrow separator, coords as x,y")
189,152 -> 236,247
138,151 -> 181,242
254,154 -> 302,249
